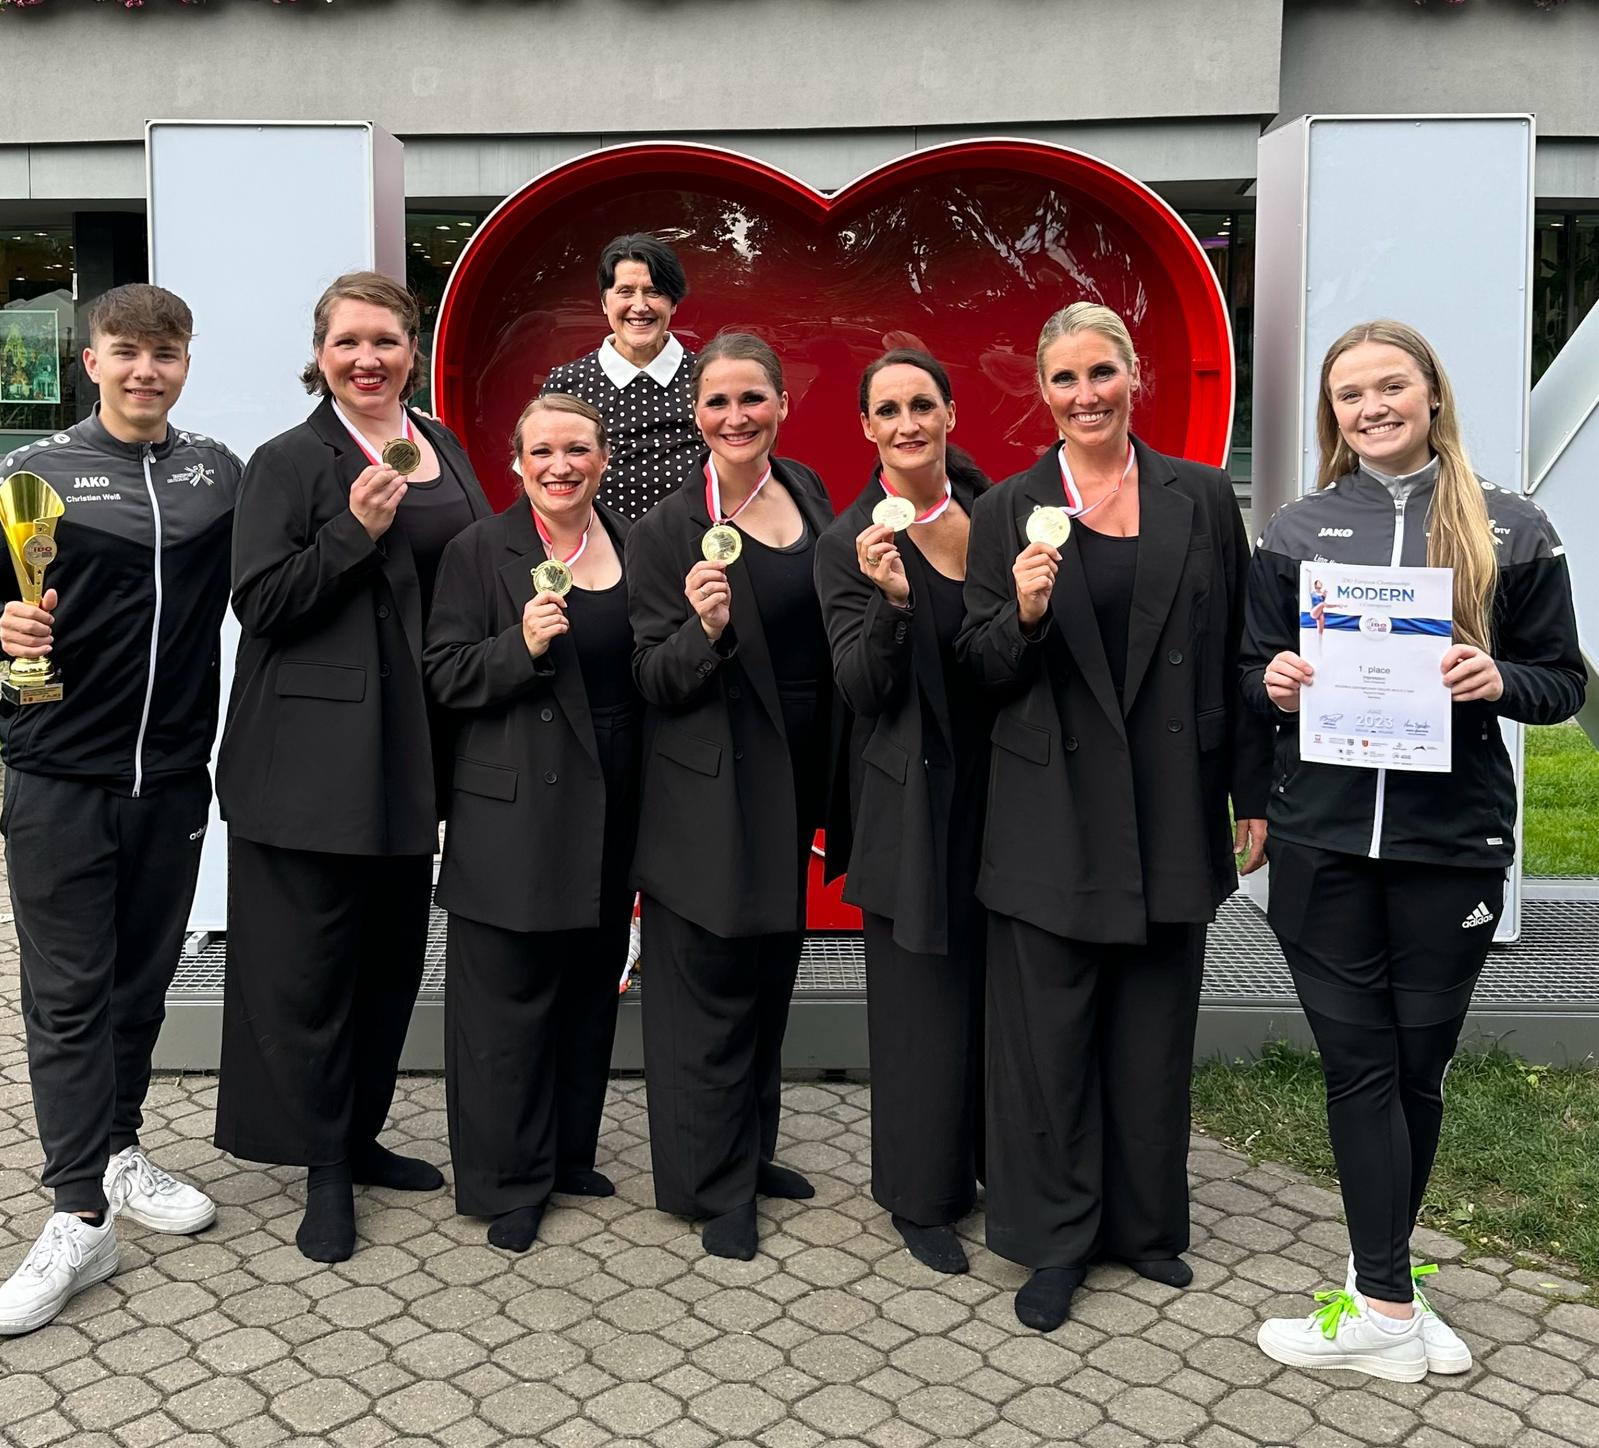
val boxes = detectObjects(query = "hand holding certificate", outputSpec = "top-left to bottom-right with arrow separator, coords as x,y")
1297,562 -> 1453,773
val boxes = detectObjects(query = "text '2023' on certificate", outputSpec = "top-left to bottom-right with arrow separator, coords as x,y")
1298,562 -> 1453,774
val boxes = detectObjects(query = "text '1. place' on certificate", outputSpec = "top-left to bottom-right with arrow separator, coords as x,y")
1298,562 -> 1453,773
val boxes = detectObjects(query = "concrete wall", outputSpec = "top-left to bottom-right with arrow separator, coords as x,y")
1280,0 -> 1599,140
7,0 -> 1599,206
2,0 -> 1282,145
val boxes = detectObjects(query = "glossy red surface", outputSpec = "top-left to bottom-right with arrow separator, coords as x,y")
433,140 -> 1234,514
434,141 -> 1234,931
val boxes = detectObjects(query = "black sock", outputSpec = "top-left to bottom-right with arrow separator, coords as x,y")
1015,1266 -> 1087,1332
350,1142 -> 444,1192
487,1203 -> 546,1253
297,1162 -> 355,1263
1127,1257 -> 1193,1288
553,1168 -> 615,1198
702,1201 -> 758,1260
756,1162 -> 814,1200
78,1211 -> 106,1229
891,1215 -> 969,1275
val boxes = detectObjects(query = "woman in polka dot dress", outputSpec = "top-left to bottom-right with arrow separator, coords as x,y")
541,234 -> 699,521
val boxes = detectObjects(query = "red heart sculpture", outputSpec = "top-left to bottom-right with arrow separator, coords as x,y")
434,139 -> 1234,512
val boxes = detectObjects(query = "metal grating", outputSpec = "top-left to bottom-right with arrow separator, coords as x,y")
169,895 -> 1599,1011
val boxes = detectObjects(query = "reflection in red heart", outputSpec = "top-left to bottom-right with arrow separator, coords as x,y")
434,140 -> 1233,512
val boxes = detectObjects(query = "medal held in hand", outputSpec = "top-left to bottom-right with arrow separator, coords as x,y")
531,559 -> 573,597
701,524 -> 743,564
0,471 -> 66,706
701,456 -> 771,567
381,437 -> 421,475
871,495 -> 917,532
1025,506 -> 1072,548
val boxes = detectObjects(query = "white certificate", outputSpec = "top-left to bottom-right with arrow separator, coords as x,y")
1298,562 -> 1453,773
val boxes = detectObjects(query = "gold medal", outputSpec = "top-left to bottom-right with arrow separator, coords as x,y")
531,559 -> 573,597
701,524 -> 743,564
1025,506 -> 1072,548
382,437 -> 422,475
21,534 -> 57,570
871,495 -> 916,532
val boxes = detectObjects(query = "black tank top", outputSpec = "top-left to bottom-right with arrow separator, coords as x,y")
564,577 -> 635,712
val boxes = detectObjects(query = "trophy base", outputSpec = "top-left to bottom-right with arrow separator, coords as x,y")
0,668 -> 63,706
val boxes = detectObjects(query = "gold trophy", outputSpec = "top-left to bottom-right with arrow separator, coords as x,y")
0,471 -> 66,706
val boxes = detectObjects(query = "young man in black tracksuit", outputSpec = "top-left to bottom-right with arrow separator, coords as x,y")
0,285 -> 242,1335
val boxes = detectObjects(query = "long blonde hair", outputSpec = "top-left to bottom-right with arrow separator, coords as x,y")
1316,320 -> 1497,650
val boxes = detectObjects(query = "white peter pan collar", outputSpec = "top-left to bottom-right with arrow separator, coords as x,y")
598,333 -> 685,389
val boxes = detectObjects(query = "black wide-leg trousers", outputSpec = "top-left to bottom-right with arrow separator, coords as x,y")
862,908 -> 984,1227
1266,838 -> 1503,1302
214,840 -> 432,1167
445,911 -> 627,1216
3,767 -> 210,1213
984,913 -> 1205,1270
640,896 -> 801,1219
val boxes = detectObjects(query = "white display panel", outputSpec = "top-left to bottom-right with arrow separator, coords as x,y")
147,121 -> 405,931
1252,115 -> 1534,940
1528,293 -> 1599,748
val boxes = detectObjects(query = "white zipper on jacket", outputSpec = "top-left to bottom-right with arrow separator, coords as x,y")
1367,488 -> 1409,858
132,444 -> 164,798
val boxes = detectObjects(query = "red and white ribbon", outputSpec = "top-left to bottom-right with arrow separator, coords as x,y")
330,399 -> 413,468
533,504 -> 593,566
879,473 -> 953,525
705,456 -> 773,525
1058,441 -> 1134,520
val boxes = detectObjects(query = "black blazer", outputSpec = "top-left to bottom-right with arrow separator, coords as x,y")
957,436 -> 1272,945
424,500 -> 636,934
626,455 -> 836,937
217,397 -> 492,856
815,471 -> 989,955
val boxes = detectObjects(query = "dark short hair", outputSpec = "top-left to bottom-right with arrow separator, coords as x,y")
858,348 -> 954,413
86,284 -> 193,346
692,331 -> 784,399
300,270 -> 424,396
597,233 -> 689,305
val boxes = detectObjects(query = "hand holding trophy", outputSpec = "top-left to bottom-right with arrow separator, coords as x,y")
0,472 -> 66,706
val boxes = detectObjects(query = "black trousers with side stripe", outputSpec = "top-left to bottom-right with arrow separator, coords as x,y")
3,767 -> 211,1213
1266,838 -> 1504,1302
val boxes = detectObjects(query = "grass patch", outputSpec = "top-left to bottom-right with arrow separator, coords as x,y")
1192,1041 -> 1599,1285
1525,721 -> 1599,876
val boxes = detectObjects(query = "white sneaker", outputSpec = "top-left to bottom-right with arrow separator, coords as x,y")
1344,1255 -> 1472,1375
103,1147 -> 216,1234
1257,1288 -> 1427,1382
0,1212 -> 119,1335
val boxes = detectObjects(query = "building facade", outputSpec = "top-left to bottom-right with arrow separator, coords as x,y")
4,0 -> 1599,471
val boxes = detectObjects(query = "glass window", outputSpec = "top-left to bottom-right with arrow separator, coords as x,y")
1572,215 -> 1599,340
1,227 -> 78,454
1532,212 -> 1569,383
1181,209 -> 1252,468
406,209 -> 487,411
1228,211 -> 1255,459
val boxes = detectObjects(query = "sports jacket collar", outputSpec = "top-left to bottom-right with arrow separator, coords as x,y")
79,405 -> 182,462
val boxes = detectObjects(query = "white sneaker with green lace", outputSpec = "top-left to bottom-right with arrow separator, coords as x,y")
1257,1288 -> 1428,1381
103,1146 -> 216,1234
0,1212 -> 119,1335
1344,1256 -> 1472,1375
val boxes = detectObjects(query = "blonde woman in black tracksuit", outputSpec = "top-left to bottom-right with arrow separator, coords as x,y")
1244,320 -> 1584,1382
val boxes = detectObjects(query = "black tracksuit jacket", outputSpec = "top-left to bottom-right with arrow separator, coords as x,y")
1240,464 -> 1585,868
0,410 -> 241,794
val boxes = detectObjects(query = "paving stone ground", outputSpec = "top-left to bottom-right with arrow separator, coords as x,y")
0,883 -> 1596,1445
